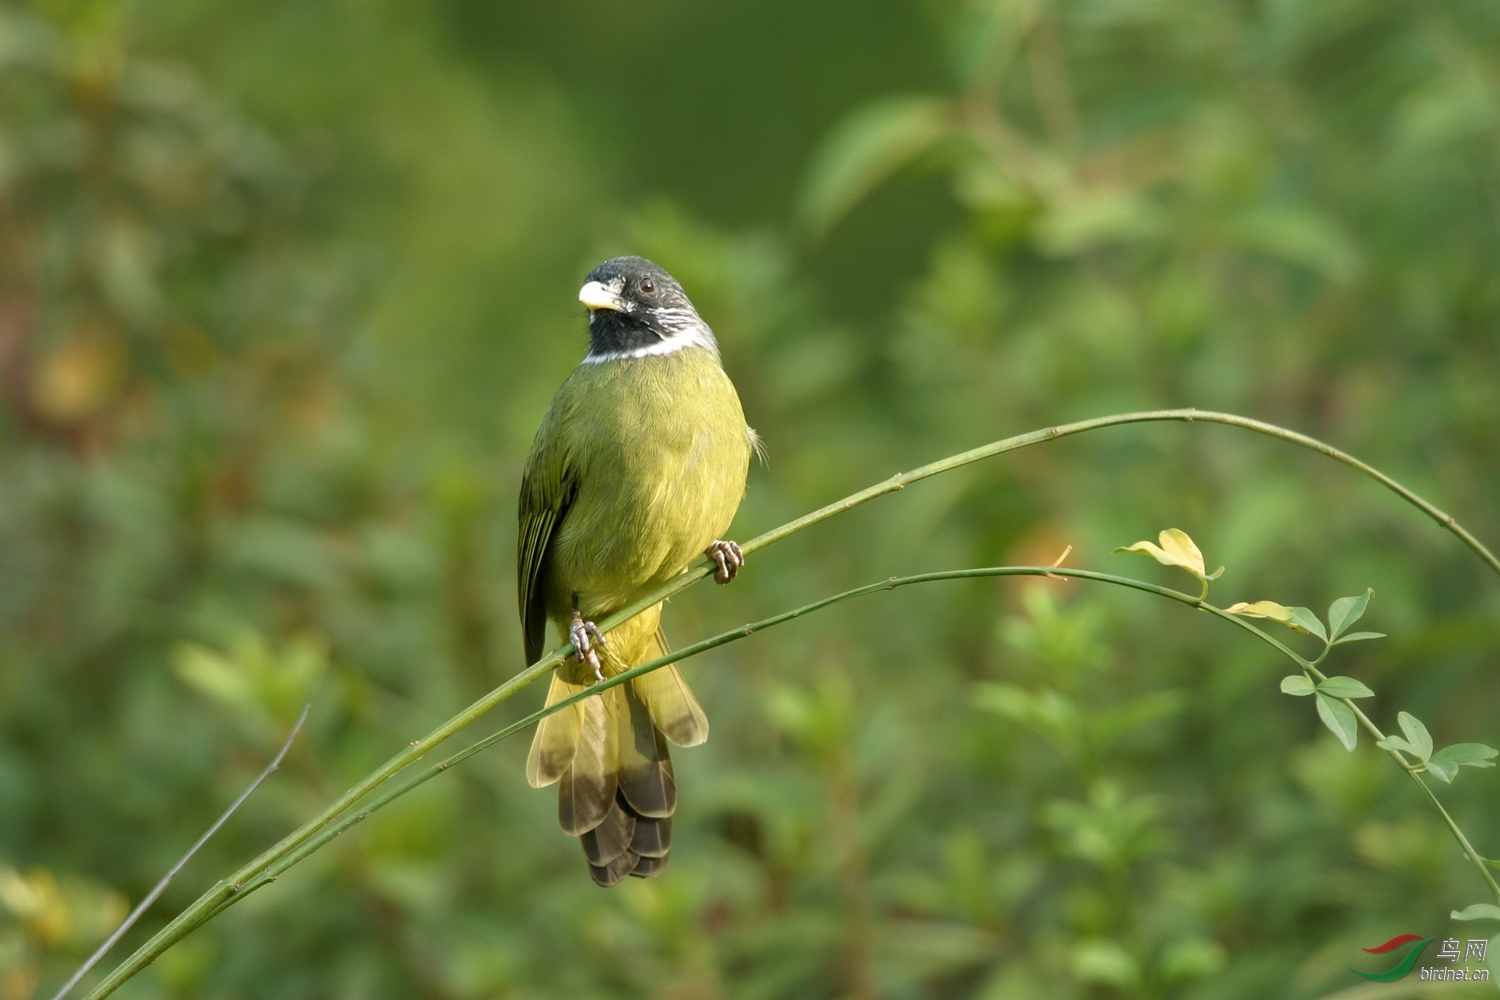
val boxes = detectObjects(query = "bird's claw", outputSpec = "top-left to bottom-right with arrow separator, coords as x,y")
706,539 -> 744,585
569,610 -> 607,683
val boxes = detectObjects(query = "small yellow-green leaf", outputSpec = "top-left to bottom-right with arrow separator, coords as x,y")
1327,589 -> 1373,640
1280,675 -> 1316,696
1157,528 -> 1208,577
1225,600 -> 1295,622
1397,711 -> 1434,760
175,643 -> 256,712
1225,600 -> 1328,639
1316,676 -> 1374,699
1315,693 -> 1358,751
1116,529 -> 1212,581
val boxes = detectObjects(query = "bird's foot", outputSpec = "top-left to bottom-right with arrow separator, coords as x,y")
569,610 -> 607,683
705,540 -> 744,584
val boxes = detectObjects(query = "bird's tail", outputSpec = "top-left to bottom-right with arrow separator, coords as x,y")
526,608 -> 708,886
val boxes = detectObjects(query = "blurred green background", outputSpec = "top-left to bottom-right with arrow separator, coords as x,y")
3,1 -> 1500,997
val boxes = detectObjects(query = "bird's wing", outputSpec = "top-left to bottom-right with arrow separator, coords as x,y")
517,401 -> 576,664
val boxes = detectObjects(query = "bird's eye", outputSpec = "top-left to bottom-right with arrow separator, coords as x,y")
639,277 -> 655,294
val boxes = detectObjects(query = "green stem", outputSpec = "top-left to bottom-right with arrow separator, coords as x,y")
1302,660 -> 1500,905
738,409 -> 1500,581
1411,777 -> 1500,906
79,409 -> 1499,999
209,569 -> 1331,908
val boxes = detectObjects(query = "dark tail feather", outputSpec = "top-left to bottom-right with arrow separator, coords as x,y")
566,681 -> 680,886
584,792 -> 674,886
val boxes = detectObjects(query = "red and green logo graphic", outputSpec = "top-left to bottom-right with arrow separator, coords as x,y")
1349,934 -> 1433,982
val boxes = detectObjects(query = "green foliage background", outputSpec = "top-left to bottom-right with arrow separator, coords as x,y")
2,1 -> 1499,997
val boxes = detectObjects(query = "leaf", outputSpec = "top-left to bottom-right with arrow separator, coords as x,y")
1287,607 -> 1328,642
1451,904 -> 1500,922
1224,602 -> 1332,641
973,683 -> 1082,749
1228,202 -> 1361,283
1226,601 -> 1295,622
1397,712 -> 1434,761
1332,631 -> 1387,646
1036,189 -> 1163,256
1430,743 -> 1499,768
1376,736 -> 1417,755
1069,938 -> 1141,989
1280,675 -> 1316,696
1115,529 -> 1221,582
1426,759 -> 1459,784
1327,589 -> 1372,640
175,643 -> 256,712
1316,676 -> 1374,699
798,96 -> 957,236
1225,600 -> 1328,640
1315,693 -> 1359,751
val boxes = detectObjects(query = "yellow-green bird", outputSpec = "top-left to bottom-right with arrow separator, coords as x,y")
518,256 -> 755,886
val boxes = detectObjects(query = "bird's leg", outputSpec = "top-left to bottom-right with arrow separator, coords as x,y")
569,596 -> 607,683
705,540 -> 744,584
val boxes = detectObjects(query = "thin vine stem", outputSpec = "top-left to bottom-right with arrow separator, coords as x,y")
51,707 -> 310,1000
205,566 -> 1326,910
79,409 -> 1500,1000
1301,660 -> 1500,904
195,563 -> 1500,926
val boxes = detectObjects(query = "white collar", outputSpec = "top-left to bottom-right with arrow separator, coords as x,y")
581,324 -> 720,364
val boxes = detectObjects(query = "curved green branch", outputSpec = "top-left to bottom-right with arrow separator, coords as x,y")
211,564 -> 1308,908
79,409 -> 1499,1000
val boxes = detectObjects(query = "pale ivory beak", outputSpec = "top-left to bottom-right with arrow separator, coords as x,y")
578,281 -> 624,312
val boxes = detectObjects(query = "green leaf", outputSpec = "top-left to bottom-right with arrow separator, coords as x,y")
1430,743 -> 1499,768
1332,631 -> 1386,646
1376,736 -> 1417,754
1228,202 -> 1361,283
1397,712 -> 1434,760
1036,189 -> 1164,256
1315,693 -> 1358,751
1159,938 -> 1226,982
1287,607 -> 1328,642
1316,675 -> 1374,699
1069,938 -> 1140,989
1451,904 -> 1500,922
175,643 -> 256,713
1326,589 -> 1372,640
798,97 -> 956,236
1426,759 -> 1459,784
1280,675 -> 1316,696
973,683 -> 1082,749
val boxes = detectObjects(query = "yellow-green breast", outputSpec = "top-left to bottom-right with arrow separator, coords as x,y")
533,345 -> 751,624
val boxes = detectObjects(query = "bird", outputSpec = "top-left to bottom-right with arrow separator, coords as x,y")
517,255 -> 755,886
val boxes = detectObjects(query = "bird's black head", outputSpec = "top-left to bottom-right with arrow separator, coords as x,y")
578,256 -> 718,361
